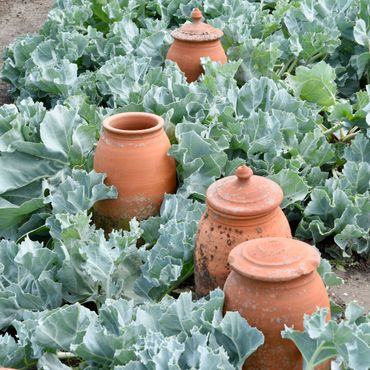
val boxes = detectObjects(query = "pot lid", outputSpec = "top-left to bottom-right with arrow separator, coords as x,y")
171,8 -> 224,42
228,237 -> 321,282
206,165 -> 284,218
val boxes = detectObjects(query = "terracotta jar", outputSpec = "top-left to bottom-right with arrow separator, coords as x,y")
93,112 -> 176,232
166,8 -> 227,82
224,237 -> 331,370
194,165 -> 292,297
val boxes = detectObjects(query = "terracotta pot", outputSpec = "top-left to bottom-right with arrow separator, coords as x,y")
194,165 -> 292,297
224,237 -> 331,370
166,8 -> 227,82
93,112 -> 176,232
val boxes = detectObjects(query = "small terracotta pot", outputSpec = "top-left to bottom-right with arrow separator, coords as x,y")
224,237 -> 331,370
194,165 -> 292,297
93,112 -> 177,232
166,8 -> 227,82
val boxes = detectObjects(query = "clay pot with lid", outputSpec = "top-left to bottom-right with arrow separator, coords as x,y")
93,112 -> 176,233
194,165 -> 292,297
224,237 -> 331,370
166,8 -> 227,82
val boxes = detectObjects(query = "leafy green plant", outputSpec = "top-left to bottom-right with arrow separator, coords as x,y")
0,290 -> 264,369
0,1 -> 369,367
282,302 -> 370,370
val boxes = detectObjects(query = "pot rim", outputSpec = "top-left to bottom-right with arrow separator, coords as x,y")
206,202 -> 276,221
103,112 -> 164,135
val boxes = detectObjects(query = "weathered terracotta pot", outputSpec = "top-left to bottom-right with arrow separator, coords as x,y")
224,237 -> 331,370
194,165 -> 292,297
166,8 -> 227,82
94,112 -> 176,232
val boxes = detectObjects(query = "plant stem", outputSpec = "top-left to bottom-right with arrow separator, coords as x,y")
159,265 -> 194,301
278,56 -> 295,78
348,126 -> 359,135
322,123 -> 343,136
332,169 -> 340,179
342,132 -> 358,142
340,128 -> 345,140
57,351 -> 76,360
286,58 -> 298,75
307,52 -> 326,64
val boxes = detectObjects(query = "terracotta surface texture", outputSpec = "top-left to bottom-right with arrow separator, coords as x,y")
93,112 -> 176,232
194,165 -> 292,297
166,8 -> 227,82
224,237 -> 331,370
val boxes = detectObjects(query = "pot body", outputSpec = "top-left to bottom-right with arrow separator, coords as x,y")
194,207 -> 291,297
166,39 -> 227,82
224,271 -> 331,370
94,116 -> 176,232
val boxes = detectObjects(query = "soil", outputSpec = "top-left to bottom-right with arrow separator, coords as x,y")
0,0 -> 369,313
0,0 -> 54,105
330,262 -> 370,313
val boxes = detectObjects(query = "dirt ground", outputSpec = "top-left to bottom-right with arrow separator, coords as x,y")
331,264 -> 370,313
0,0 -> 54,105
0,0 -> 369,313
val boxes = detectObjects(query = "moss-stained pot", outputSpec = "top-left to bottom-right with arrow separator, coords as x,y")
166,8 -> 227,82
194,165 -> 292,297
93,112 -> 176,233
224,237 -> 331,370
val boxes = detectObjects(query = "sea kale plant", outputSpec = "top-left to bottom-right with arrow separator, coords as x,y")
0,0 -> 369,368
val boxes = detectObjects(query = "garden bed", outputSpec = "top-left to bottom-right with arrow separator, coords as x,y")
0,1 -> 369,369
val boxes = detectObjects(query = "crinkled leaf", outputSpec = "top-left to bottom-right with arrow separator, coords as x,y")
288,61 -> 337,107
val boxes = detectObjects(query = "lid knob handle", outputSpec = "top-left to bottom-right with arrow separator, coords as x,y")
192,8 -> 203,23
236,165 -> 253,181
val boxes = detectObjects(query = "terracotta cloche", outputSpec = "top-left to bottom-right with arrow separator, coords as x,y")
93,112 -> 176,233
194,165 -> 292,297
224,237 -> 331,370
166,8 -> 227,82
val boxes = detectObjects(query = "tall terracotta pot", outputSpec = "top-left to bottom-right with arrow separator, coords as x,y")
166,8 -> 227,82
223,237 -> 331,370
94,112 -> 176,232
194,165 -> 292,297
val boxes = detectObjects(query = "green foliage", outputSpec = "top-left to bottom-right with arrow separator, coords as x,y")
282,303 -> 370,370
287,61 -> 337,107
296,131 -> 370,257
0,1 -> 369,367
0,290 -> 264,369
136,195 -> 205,301
0,194 -> 206,326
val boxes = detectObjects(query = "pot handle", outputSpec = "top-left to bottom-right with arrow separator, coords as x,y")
192,8 -> 203,23
236,165 -> 253,181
